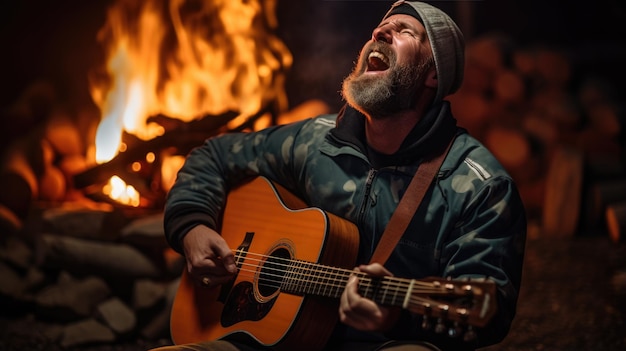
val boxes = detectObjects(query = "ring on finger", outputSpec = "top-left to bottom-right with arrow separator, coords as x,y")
201,277 -> 210,286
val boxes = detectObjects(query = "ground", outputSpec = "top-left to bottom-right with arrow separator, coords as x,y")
1,235 -> 626,351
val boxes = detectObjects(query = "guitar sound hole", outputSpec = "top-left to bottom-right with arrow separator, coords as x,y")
257,247 -> 291,298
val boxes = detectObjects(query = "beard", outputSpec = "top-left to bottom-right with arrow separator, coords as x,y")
341,42 -> 433,119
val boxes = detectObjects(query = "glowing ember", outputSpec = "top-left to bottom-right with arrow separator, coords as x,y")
88,0 -> 292,205
103,176 -> 141,207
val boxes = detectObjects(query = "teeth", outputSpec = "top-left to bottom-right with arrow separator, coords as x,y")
368,51 -> 389,66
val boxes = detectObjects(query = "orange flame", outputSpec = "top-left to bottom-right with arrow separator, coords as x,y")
88,0 -> 292,206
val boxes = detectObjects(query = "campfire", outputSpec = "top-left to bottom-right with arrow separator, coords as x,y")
1,0 -> 625,349
0,0 -> 330,348
82,0 -> 294,209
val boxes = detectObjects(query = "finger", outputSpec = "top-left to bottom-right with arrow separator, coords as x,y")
214,246 -> 237,273
357,263 -> 392,277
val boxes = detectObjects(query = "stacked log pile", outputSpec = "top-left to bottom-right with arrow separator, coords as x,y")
448,33 -> 625,239
0,205 -> 182,348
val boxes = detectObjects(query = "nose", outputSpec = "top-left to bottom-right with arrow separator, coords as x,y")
372,24 -> 392,43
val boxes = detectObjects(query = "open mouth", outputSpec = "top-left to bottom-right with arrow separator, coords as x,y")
367,50 -> 390,72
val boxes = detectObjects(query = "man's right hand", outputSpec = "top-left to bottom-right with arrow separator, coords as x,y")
182,224 -> 237,287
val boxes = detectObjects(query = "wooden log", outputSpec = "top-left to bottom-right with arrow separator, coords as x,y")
448,91 -> 491,138
542,146 -> 584,237
606,201 -> 626,243
586,102 -> 623,139
483,126 -> 542,183
492,68 -> 526,105
534,48 -> 571,89
72,110 -> 239,190
589,180 -> 626,228
44,108 -> 84,157
0,137 -> 42,217
530,89 -> 582,131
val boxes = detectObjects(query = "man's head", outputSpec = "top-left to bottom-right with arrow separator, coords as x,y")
387,1 -> 465,103
342,1 -> 464,116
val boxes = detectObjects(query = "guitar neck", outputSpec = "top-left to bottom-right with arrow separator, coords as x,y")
280,261 -> 404,306
275,259 -> 495,328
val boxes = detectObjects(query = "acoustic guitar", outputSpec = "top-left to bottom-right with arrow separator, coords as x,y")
170,177 -> 497,351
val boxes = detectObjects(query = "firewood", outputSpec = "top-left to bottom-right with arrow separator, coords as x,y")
589,180 -> 626,229
483,126 -> 535,178
522,111 -> 559,149
534,48 -> 571,89
530,89 -> 582,131
465,34 -> 510,73
586,102 -> 623,139
492,68 -> 526,105
606,201 -> 626,243
44,109 -> 84,157
39,164 -> 67,202
0,137 -> 41,217
448,90 -> 491,137
72,110 -> 240,190
517,176 -> 546,219
0,203 -> 22,235
542,146 -> 584,237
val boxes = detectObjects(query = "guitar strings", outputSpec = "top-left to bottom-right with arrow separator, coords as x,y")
232,257 -> 472,320
231,250 -> 470,297
218,250 -> 480,321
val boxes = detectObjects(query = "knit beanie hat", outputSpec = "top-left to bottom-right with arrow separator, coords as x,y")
383,1 -> 465,102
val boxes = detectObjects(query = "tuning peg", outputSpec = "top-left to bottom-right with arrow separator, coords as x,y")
421,316 -> 432,330
447,321 -> 463,338
435,318 -> 446,334
463,326 -> 477,342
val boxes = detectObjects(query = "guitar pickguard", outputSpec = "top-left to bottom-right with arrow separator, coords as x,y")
221,281 -> 277,327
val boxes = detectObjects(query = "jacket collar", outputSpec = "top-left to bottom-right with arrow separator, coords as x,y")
328,101 -> 458,167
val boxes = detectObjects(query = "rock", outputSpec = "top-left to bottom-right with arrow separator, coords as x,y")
40,234 -> 162,279
34,272 -> 111,321
133,279 -> 166,310
96,297 -> 137,335
60,318 -> 116,348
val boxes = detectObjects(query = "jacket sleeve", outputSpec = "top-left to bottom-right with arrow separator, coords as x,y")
440,176 -> 527,347
163,120 -> 310,254
386,175 -> 527,349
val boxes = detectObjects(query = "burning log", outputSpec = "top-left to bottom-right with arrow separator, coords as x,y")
72,109 -> 241,192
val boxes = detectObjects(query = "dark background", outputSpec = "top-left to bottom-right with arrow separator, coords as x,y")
1,0 -> 625,115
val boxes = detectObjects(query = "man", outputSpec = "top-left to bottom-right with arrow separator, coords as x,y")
157,1 -> 526,350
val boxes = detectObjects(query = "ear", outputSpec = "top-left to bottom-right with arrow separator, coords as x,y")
424,67 -> 437,88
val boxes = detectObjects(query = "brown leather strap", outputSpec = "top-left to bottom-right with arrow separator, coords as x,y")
369,138 -> 455,264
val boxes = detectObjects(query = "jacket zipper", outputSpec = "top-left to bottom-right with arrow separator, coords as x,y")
358,169 -> 377,225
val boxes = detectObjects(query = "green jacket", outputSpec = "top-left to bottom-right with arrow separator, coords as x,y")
164,101 -> 526,349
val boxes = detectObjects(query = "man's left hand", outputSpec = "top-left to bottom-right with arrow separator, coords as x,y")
339,263 -> 402,332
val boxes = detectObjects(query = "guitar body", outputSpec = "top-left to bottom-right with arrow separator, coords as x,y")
170,177 -> 360,350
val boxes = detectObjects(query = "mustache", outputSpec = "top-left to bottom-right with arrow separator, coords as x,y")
357,41 -> 396,69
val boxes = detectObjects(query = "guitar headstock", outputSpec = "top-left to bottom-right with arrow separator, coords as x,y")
404,277 -> 497,332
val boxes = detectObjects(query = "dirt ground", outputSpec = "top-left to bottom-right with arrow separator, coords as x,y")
2,235 -> 626,351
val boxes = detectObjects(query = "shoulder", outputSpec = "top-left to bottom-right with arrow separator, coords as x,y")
444,132 -> 514,184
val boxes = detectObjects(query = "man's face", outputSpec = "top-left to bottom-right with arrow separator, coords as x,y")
342,14 -> 434,118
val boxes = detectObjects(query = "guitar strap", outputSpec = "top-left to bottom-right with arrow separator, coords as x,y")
369,135 -> 456,265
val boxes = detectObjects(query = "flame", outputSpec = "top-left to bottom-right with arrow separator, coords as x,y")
88,0 -> 292,206
103,176 -> 141,207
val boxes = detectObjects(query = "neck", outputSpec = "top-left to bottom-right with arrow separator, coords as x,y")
365,112 -> 418,154
365,97 -> 434,155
